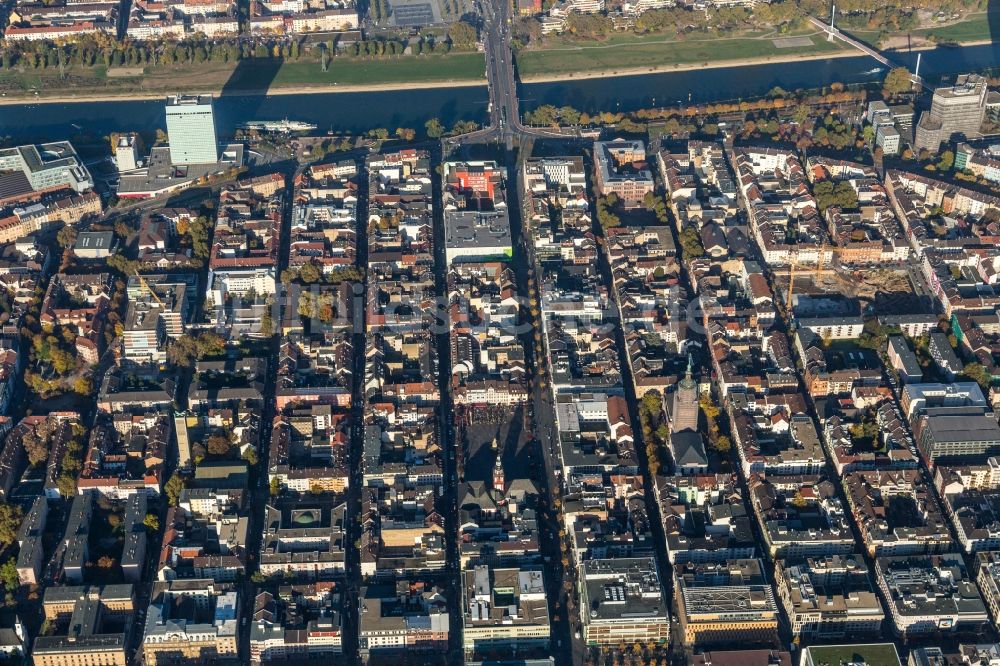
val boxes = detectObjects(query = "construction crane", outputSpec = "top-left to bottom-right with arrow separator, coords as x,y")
133,271 -> 164,307
785,245 -> 836,312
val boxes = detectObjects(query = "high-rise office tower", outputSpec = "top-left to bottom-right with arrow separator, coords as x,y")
914,74 -> 989,153
165,95 -> 219,165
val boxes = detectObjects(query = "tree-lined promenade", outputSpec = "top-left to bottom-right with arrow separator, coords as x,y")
0,28 -> 487,100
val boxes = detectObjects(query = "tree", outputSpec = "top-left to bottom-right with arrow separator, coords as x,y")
0,558 -> 17,593
206,432 -> 233,457
269,476 -> 281,497
195,332 -> 226,358
596,194 -> 621,230
299,262 -> 322,284
166,334 -> 198,367
57,225 -> 77,249
259,301 -> 274,337
73,375 -> 93,396
57,474 -> 76,498
143,513 -> 159,532
814,179 -> 859,213
525,104 -> 558,127
0,502 -> 23,548
447,20 -> 477,49
97,555 -> 116,569
963,362 -> 992,391
23,430 -> 49,467
711,434 -> 731,453
678,226 -> 705,259
699,395 -> 720,421
106,253 -> 139,276
883,67 -> 912,97
425,118 -> 444,138
164,473 -> 184,507
937,150 -> 955,172
862,124 -> 875,146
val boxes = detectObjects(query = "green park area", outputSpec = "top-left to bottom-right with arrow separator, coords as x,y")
911,11 -> 997,43
0,52 -> 486,101
849,10 -> 998,49
515,30 -> 851,79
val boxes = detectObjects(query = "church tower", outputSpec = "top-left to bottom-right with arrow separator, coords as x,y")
492,452 -> 505,494
671,354 -> 699,433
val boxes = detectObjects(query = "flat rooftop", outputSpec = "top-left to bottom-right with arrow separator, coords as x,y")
445,210 -> 512,253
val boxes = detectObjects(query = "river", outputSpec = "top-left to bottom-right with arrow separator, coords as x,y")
0,42 -> 997,142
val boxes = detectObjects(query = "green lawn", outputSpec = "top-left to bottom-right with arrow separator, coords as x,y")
847,12 -> 997,48
537,28 -> 775,50
0,53 -> 485,101
803,645 -> 902,666
516,32 -> 850,78
844,29 -> 883,48
912,12 -> 997,43
270,53 -> 486,87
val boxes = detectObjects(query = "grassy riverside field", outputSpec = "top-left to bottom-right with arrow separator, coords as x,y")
515,29 -> 853,80
910,11 -> 997,43
848,11 -> 997,49
0,52 -> 486,102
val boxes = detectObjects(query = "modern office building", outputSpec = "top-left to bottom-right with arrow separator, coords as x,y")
0,142 -> 94,196
674,559 -> 780,647
915,74 -> 990,152
774,554 -> 884,640
165,95 -> 219,165
875,554 -> 989,636
114,133 -> 143,173
916,408 -> 1000,466
358,580 -> 450,659
442,161 -> 512,264
579,558 -> 670,648
461,566 -> 551,659
876,124 -> 901,156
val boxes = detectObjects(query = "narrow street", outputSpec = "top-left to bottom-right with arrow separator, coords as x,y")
502,144 -> 580,665
341,149 -> 371,666
429,143 -> 465,666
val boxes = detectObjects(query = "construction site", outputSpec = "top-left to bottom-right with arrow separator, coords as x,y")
773,260 -> 930,318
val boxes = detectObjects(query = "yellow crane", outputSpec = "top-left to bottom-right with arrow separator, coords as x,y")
134,271 -> 164,307
785,246 -> 835,312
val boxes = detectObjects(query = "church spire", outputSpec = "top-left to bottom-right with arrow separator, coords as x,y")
492,451 -> 505,494
680,353 -> 696,390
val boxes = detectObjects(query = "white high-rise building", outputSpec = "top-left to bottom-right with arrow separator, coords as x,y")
165,95 -> 218,165
115,133 -> 143,172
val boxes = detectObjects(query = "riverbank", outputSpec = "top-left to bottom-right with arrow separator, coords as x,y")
851,11 -> 997,51
518,47 -> 863,83
0,77 -> 486,106
0,54 -> 486,105
515,30 -> 853,80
